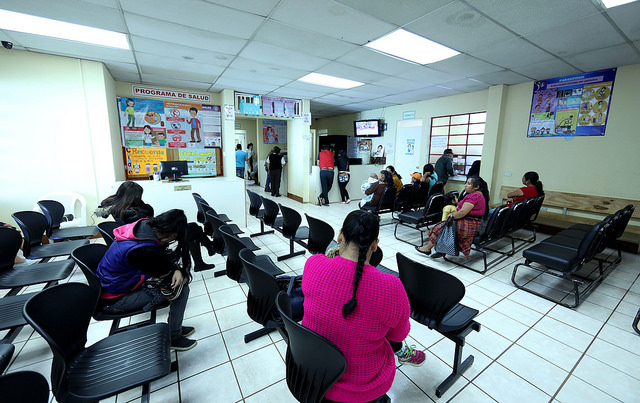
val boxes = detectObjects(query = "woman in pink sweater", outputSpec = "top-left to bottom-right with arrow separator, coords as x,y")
302,210 -> 425,403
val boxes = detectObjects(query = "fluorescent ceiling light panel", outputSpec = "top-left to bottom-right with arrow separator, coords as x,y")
0,9 -> 129,49
365,29 -> 459,65
298,73 -> 364,89
600,0 -> 637,7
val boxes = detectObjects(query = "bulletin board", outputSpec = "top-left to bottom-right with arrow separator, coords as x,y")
527,68 -> 616,138
117,96 -> 224,179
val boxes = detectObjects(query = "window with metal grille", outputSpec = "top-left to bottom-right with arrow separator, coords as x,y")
428,112 -> 486,176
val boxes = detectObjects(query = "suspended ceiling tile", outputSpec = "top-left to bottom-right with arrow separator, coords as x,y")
396,65 -> 463,85
120,0 -> 264,39
337,47 -> 418,76
472,37 -> 555,69
511,59 -> 581,81
239,41 -> 329,71
227,57 -> 307,81
465,0 -> 601,37
316,62 -> 390,84
372,76 -> 432,91
103,60 -> 139,74
443,78 -> 491,92
137,52 -> 223,77
563,43 -> 640,73
7,32 -> 135,63
140,74 -> 213,91
124,14 -> 247,54
0,0 -> 128,32
471,69 -> 531,86
130,36 -> 233,68
214,77 -> 279,94
252,20 -> 357,60
78,0 -> 120,8
202,0 -> 280,17
107,70 -> 141,83
345,84 -> 401,96
405,1 -> 517,54
269,0 -> 396,45
220,69 -> 292,87
334,0 -> 453,26
314,94 -> 360,106
526,12 -> 624,56
605,1 -> 640,41
429,54 -> 503,77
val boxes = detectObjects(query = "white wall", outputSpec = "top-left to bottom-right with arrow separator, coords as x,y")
0,49 -> 118,224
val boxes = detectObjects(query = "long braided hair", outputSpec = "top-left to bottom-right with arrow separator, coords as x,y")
341,210 -> 380,318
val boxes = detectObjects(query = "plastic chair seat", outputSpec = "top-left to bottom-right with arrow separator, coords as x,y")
50,226 -> 98,240
0,292 -> 37,331
522,243 -> 581,272
28,239 -> 89,259
292,226 -> 309,242
66,323 -> 171,400
255,255 -> 285,277
397,210 -> 423,224
0,259 -> 74,289
541,234 -> 583,249
438,304 -> 479,334
240,237 -> 261,252
224,223 -> 245,236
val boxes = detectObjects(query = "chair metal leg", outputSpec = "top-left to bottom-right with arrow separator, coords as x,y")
250,221 -> 274,237
213,269 -> 227,277
277,240 -> 305,261
633,308 -> 640,336
141,383 -> 150,403
244,327 -> 276,343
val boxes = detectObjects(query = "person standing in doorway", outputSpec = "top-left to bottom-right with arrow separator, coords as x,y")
235,144 -> 248,179
246,143 -> 258,184
318,145 -> 335,206
267,146 -> 286,197
434,148 -> 455,185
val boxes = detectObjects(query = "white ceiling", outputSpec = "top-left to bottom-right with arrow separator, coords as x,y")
1,0 -> 639,118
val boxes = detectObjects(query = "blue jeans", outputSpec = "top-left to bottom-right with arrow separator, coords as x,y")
102,283 -> 190,340
319,170 -> 334,204
264,166 -> 270,191
236,167 -> 245,178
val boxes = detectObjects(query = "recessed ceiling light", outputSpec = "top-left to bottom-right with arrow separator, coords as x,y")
0,9 -> 129,49
365,29 -> 459,65
601,0 -> 637,7
298,73 -> 363,89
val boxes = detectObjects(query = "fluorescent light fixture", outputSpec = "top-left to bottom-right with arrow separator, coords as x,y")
365,29 -> 459,65
0,9 -> 129,49
298,72 -> 363,89
601,0 -> 637,7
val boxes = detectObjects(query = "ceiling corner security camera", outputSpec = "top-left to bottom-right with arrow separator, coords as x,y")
2,41 -> 13,50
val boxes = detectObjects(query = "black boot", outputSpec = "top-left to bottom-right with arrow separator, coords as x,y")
189,240 -> 215,272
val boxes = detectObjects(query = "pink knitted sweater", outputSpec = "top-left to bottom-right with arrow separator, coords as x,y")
302,254 -> 411,403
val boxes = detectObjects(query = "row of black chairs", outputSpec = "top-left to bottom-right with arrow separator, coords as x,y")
362,182 -> 445,221
512,204 -> 634,308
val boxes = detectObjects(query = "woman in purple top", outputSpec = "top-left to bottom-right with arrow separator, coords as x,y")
416,176 -> 490,259
302,210 -> 425,403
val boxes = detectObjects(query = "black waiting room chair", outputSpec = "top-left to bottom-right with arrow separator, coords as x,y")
275,292 -> 347,403
37,199 -> 98,240
304,214 -> 335,255
277,204 -> 309,261
0,371 -> 50,403
247,190 -> 273,237
97,221 -> 120,247
217,224 -> 277,282
394,193 -> 444,246
239,248 -> 302,343
396,252 -> 481,398
71,244 -> 169,335
12,211 -> 89,260
23,282 -> 172,403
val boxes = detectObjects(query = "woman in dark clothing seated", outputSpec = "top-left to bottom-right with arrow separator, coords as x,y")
96,209 -> 196,350
96,181 -> 215,272
359,170 -> 394,209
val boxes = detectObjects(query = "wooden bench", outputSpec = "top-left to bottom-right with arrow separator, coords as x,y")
499,186 -> 639,253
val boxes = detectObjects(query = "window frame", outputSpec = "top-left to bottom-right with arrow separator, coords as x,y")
428,111 -> 486,176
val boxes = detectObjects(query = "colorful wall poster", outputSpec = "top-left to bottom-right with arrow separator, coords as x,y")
164,101 -> 221,148
527,68 -> 616,137
118,97 -> 166,147
124,148 -> 167,179
262,120 -> 287,144
405,138 -> 415,155
178,149 -> 218,177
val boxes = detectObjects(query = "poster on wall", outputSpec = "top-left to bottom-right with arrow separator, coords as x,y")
124,148 -> 167,179
262,119 -> 287,144
178,149 -> 217,176
527,68 -> 616,138
118,97 -> 222,148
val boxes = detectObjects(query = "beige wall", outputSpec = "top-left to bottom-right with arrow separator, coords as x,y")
314,64 -> 640,202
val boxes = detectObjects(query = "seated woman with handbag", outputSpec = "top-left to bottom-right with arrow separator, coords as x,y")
96,209 -> 197,351
96,181 -> 215,272
416,176 -> 490,259
302,210 -> 425,403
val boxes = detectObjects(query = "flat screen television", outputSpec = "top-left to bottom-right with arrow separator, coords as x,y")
354,119 -> 382,137
160,160 -> 189,181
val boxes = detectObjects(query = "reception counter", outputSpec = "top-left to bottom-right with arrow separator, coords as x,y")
113,176 -> 247,226
310,164 -> 387,204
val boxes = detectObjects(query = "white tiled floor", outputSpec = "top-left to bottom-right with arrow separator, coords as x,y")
3,190 -> 640,402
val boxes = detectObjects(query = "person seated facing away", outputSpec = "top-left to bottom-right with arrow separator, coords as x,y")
96,209 -> 197,351
96,181 -> 154,225
302,210 -> 425,403
416,176 -> 490,259
385,165 -> 403,196
441,192 -> 459,221
359,170 -> 394,209
506,171 -> 544,206
96,181 -> 215,272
